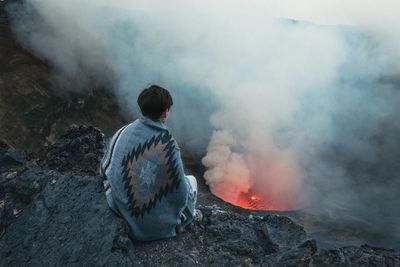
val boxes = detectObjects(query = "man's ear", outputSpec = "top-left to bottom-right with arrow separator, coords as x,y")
161,109 -> 169,120
161,109 -> 168,118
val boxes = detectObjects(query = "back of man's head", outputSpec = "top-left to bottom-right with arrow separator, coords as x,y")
137,85 -> 173,120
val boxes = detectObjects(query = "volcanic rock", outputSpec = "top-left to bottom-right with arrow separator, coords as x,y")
0,140 -> 25,171
42,125 -> 105,176
0,125 -> 399,266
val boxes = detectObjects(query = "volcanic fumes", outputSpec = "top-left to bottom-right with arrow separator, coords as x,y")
202,130 -> 306,211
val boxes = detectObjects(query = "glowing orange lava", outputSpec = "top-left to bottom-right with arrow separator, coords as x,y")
232,192 -> 290,211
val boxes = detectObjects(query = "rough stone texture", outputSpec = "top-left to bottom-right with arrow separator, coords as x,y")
0,167 -> 50,240
0,140 -> 25,171
0,140 -> 29,238
264,214 -> 308,248
42,125 -> 105,176
0,125 -> 399,266
0,171 -> 138,266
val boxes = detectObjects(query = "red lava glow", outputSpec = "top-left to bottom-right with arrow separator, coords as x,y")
233,192 -> 291,211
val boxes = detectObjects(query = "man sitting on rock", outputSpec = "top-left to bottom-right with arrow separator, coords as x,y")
100,85 -> 198,241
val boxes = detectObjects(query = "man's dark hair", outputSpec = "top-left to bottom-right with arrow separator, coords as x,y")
137,85 -> 173,120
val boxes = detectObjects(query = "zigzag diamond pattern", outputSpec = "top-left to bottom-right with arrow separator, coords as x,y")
120,131 -> 181,219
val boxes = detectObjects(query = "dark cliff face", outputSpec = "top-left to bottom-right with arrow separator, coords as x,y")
0,125 -> 399,266
0,1 -> 126,156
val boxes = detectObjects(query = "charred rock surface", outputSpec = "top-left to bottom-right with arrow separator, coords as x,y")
0,140 -> 24,172
42,125 -> 105,176
0,126 -> 399,266
0,171 -> 137,266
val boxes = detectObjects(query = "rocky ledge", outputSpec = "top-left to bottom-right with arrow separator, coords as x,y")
0,126 -> 399,266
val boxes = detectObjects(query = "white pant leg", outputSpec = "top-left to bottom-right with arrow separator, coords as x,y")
186,175 -> 197,205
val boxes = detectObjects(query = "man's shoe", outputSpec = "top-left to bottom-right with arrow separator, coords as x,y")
194,209 -> 203,221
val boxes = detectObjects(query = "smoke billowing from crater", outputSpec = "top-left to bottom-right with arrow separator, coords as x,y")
7,0 -> 400,245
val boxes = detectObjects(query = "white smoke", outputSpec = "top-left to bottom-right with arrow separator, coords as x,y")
7,0 -> 400,246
